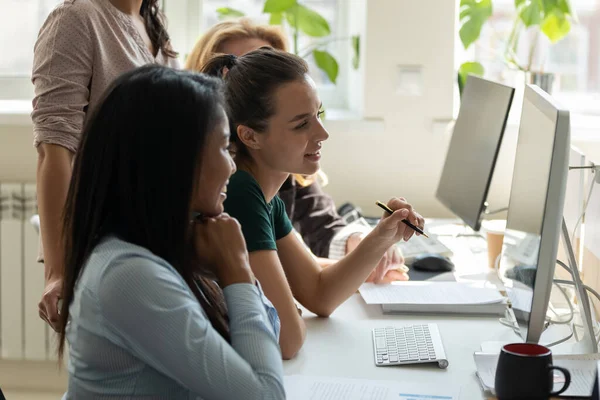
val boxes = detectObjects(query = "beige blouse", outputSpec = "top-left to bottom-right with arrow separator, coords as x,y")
31,0 -> 180,152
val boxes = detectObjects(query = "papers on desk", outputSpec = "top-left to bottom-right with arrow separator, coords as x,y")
359,282 -> 507,315
284,375 -> 459,400
474,351 -> 600,397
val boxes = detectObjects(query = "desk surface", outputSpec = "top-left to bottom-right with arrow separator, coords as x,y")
283,222 -> 523,399
283,294 -> 519,399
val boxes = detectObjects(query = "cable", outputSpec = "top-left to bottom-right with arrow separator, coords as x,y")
554,279 -> 600,305
553,278 -> 600,345
556,259 -> 572,274
571,166 -> 597,242
546,281 -> 575,325
498,259 -> 597,344
499,308 -> 521,335
545,326 -> 575,348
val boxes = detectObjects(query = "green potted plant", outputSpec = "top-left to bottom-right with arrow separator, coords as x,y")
217,0 -> 360,85
457,0 -> 577,97
457,0 -> 493,97
504,0 -> 577,94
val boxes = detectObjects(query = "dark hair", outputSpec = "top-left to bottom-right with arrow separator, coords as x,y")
201,47 -> 309,160
141,0 -> 177,58
57,65 -> 228,360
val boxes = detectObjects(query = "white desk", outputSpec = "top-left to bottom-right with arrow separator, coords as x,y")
284,221 -> 522,399
283,295 -> 520,399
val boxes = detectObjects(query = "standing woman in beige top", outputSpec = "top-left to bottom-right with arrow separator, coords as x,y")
32,0 -> 179,330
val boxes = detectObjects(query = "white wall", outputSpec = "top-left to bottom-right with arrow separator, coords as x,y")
320,0 -> 457,218
0,125 -> 36,182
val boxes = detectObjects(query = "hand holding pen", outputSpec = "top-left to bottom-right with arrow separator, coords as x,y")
373,198 -> 426,244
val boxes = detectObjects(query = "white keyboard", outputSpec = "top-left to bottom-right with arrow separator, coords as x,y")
397,234 -> 453,264
372,324 -> 449,369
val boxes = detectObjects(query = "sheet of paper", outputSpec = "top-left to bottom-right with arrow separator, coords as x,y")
359,282 -> 504,305
284,375 -> 459,400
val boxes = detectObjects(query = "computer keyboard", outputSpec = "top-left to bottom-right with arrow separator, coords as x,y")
372,324 -> 449,369
397,234 -> 454,264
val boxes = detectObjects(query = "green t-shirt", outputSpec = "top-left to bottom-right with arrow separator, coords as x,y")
224,170 -> 294,252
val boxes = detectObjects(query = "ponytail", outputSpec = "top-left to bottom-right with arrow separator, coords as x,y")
201,54 -> 238,78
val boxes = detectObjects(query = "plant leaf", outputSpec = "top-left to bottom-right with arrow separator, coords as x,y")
556,0 -> 571,13
285,4 -> 331,37
216,7 -> 245,20
351,35 -> 360,70
540,11 -> 571,42
458,61 -> 485,97
459,0 -> 493,49
557,0 -> 578,21
516,0 -> 543,27
264,0 -> 296,13
313,49 -> 338,83
541,0 -> 559,13
269,12 -> 283,25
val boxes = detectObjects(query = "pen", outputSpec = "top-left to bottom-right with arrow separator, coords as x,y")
375,201 -> 429,238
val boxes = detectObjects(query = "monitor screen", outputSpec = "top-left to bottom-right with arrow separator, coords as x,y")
501,85 -> 569,344
436,75 -> 514,231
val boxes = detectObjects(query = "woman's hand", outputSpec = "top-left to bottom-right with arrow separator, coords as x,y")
38,276 -> 63,331
347,234 -> 408,283
365,246 -> 409,283
193,213 -> 254,286
371,197 -> 424,246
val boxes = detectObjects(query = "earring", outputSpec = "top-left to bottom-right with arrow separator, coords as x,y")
191,212 -> 205,222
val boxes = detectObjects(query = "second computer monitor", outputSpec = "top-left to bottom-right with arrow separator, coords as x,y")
436,75 -> 515,231
501,84 -> 570,344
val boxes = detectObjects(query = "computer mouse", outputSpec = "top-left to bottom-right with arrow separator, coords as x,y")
410,254 -> 455,272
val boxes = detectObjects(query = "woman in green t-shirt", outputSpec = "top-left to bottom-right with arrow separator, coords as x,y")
202,48 -> 425,360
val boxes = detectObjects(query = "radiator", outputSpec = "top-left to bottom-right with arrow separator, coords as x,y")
0,182 -> 56,361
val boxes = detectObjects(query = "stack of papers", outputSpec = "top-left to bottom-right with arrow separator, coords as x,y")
474,351 -> 600,397
358,282 -> 507,315
284,375 -> 459,400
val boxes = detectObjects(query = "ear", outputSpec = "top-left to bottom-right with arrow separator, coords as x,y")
236,125 -> 262,150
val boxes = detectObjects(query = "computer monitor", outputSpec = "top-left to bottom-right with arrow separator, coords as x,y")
436,75 -> 515,231
500,84 -> 570,344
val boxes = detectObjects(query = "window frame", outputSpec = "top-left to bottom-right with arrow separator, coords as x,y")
455,0 -> 600,116
0,0 -> 64,100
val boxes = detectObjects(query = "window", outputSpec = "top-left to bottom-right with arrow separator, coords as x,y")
166,0 -> 348,109
2,0 -> 349,109
457,0 -> 600,115
0,0 -> 62,99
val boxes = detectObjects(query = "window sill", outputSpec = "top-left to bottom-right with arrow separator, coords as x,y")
2,102 -> 597,142
0,100 -> 32,126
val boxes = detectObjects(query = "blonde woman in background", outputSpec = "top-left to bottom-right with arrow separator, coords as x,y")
186,18 -> 408,283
